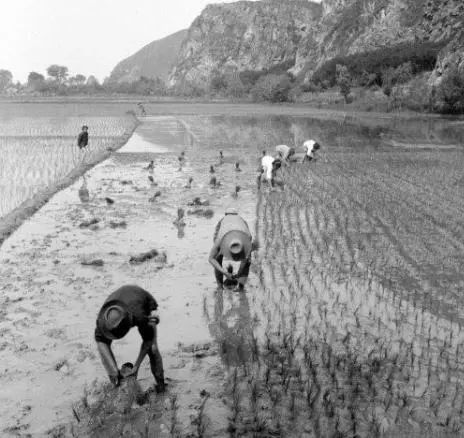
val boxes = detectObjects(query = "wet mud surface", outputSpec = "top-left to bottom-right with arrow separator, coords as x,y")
1,113 -> 464,437
0,116 -> 256,436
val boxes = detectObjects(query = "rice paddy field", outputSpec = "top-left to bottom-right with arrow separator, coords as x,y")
0,102 -> 464,437
0,113 -> 137,232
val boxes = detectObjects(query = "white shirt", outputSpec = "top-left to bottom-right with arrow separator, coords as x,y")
303,140 -> 317,157
261,155 -> 275,180
275,144 -> 290,159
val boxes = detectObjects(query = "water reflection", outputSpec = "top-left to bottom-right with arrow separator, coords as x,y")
206,290 -> 253,367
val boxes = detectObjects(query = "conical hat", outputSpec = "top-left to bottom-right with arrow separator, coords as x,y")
220,230 -> 252,261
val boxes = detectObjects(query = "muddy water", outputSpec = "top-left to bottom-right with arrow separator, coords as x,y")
0,115 -> 257,436
1,112 -> 463,436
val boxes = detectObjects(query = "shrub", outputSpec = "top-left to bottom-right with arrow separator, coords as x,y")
437,66 -> 464,114
301,81 -> 322,93
312,40 -> 446,87
240,60 -> 295,93
382,62 -> 413,96
209,71 -> 228,94
251,74 -> 293,103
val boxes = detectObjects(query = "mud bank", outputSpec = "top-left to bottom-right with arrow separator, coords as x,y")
0,116 -> 139,249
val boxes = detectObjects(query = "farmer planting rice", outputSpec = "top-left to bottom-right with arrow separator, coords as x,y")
258,153 -> 281,189
302,139 -> 321,162
77,125 -> 89,149
95,285 -> 165,392
275,144 -> 295,162
209,208 -> 253,291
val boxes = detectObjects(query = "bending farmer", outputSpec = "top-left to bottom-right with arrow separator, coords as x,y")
95,285 -> 165,391
302,139 -> 321,162
275,144 -> 295,162
258,154 -> 282,189
209,209 -> 253,291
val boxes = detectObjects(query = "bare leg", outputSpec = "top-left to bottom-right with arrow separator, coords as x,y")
214,255 -> 224,288
236,259 -> 251,291
148,325 -> 165,391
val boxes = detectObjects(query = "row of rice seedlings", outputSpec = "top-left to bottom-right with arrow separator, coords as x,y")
0,116 -> 132,138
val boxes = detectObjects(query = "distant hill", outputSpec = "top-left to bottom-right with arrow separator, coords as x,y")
109,29 -> 187,83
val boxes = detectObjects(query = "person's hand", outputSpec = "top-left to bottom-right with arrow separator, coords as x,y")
148,311 -> 160,325
223,270 -> 234,280
124,366 -> 139,379
109,372 -> 121,387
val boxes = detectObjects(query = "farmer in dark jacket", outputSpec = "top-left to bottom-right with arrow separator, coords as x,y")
77,125 -> 89,149
95,285 -> 165,391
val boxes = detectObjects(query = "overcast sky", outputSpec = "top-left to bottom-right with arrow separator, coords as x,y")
1,0 -> 321,83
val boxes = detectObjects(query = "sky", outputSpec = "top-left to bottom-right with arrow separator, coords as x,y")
0,0 -> 259,83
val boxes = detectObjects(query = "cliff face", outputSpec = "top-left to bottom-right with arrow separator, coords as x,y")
168,0 -> 322,86
294,0 -> 432,79
122,0 -> 463,89
424,0 -> 464,83
109,30 -> 187,83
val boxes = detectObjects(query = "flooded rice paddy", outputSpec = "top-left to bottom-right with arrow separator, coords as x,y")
0,110 -> 463,437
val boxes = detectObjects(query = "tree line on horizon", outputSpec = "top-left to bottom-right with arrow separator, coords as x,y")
1,39 -> 464,114
0,64 -> 168,97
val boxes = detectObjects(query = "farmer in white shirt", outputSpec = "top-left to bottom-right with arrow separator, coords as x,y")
302,139 -> 321,163
258,154 -> 281,189
275,144 -> 295,162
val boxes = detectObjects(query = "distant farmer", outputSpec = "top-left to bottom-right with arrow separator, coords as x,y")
302,139 -> 321,163
77,125 -> 89,149
137,102 -> 146,117
258,153 -> 281,189
275,144 -> 295,162
95,285 -> 165,392
209,208 -> 253,291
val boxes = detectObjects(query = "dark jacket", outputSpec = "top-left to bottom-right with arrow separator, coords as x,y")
78,131 -> 88,148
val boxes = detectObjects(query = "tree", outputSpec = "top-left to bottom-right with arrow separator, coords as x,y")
438,66 -> 464,114
27,71 -> 45,91
382,62 -> 414,97
0,69 -> 13,91
336,64 -> 351,103
209,71 -> 228,94
46,64 -> 68,83
251,74 -> 292,103
68,74 -> 87,86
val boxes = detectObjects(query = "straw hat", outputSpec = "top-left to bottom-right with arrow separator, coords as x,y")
97,301 -> 132,340
225,207 -> 238,215
220,230 -> 252,261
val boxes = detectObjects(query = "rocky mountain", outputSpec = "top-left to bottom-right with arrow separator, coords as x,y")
109,29 -> 187,83
166,0 -> 464,87
168,1 -> 322,87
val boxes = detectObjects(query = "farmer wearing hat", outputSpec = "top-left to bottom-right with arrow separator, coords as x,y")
209,208 -> 253,291
95,285 -> 165,391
